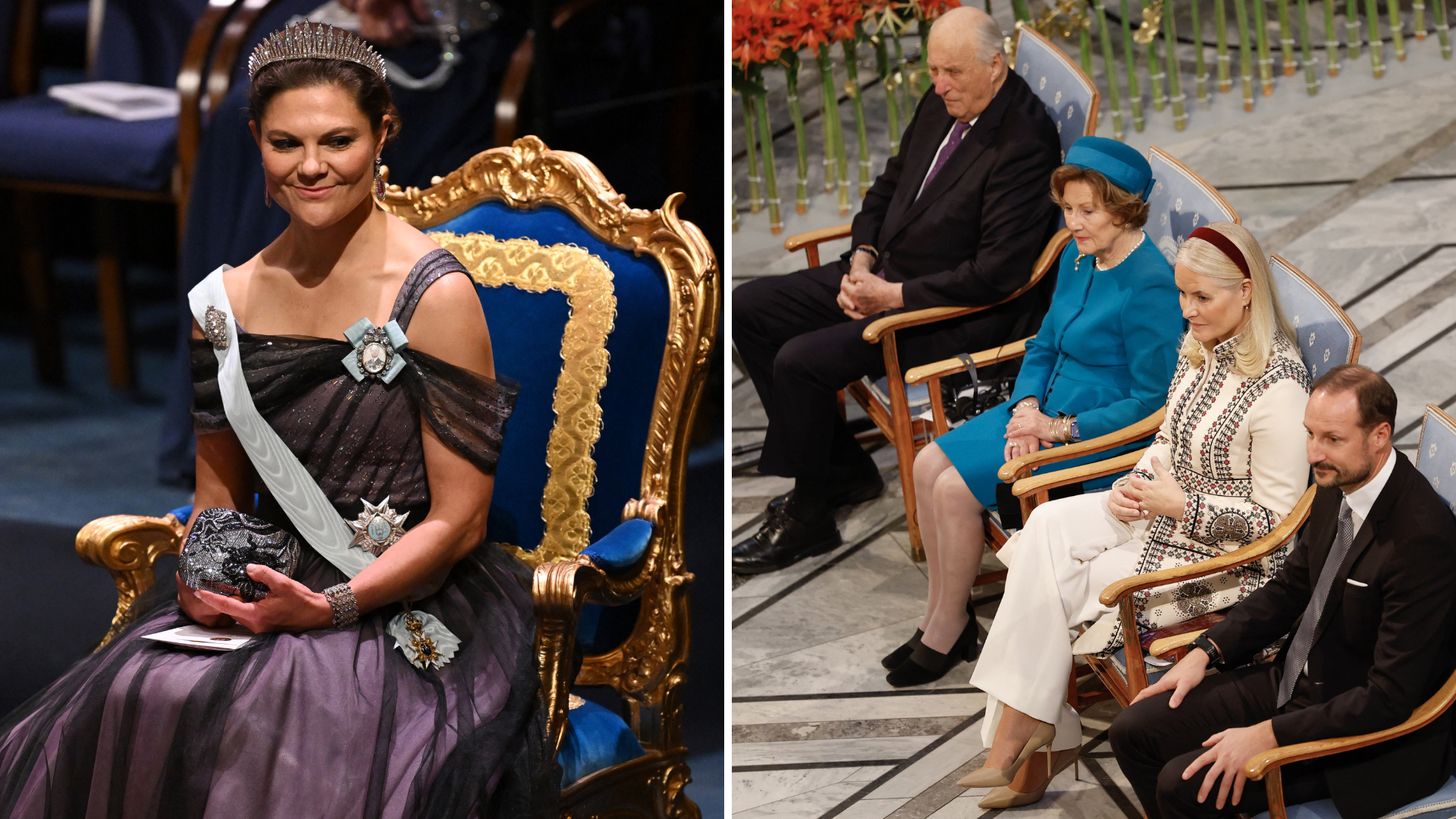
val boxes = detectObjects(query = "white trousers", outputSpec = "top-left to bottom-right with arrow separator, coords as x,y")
970,491 -> 1145,751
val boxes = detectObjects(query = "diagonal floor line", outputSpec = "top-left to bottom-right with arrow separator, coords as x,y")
1342,244 -> 1448,311
820,708 -> 988,819
1264,118 -> 1456,250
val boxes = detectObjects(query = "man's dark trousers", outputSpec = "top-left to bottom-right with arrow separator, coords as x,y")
734,264 -> 1032,481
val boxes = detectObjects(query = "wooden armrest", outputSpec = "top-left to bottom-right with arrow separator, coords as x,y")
783,222 -> 853,253
904,337 -> 1032,386
75,513 -> 185,649
862,305 -> 978,343
998,409 -> 1165,483
1245,668 -> 1456,779
1011,449 -> 1144,498
1149,628 -> 1205,659
1098,486 -> 1317,606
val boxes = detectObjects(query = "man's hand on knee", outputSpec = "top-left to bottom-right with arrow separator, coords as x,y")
1181,720 -> 1277,810
1133,648 -> 1209,707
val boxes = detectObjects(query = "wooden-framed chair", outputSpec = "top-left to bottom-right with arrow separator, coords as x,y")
73,136 -> 718,817
903,147 -> 1241,580
780,24 -> 1099,559
0,0 -> 244,388
1237,405 -> 1456,819
1042,254 -> 1361,706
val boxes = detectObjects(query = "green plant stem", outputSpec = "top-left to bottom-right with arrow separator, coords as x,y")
1148,36 -> 1167,112
1365,0 -> 1385,74
1215,0 -> 1232,90
1346,0 -> 1361,62
1120,0 -> 1145,129
1433,0 -> 1451,57
918,19 -> 932,93
1252,0 -> 1274,94
1386,0 -> 1406,60
1095,0 -> 1126,136
842,37 -> 872,198
819,45 -> 851,214
1277,0 -> 1297,74
1298,0 -> 1319,93
1232,0 -> 1255,109
874,35 -> 904,156
739,91 -> 762,212
1164,7 -> 1186,129
1324,0 -> 1341,75
817,49 -> 838,194
783,59 -> 811,213
1190,0 -> 1207,102
750,72 -> 783,233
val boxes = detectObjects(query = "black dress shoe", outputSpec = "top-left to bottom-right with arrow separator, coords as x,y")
881,629 -> 923,670
732,507 -> 841,575
885,618 -> 980,687
765,471 -> 886,520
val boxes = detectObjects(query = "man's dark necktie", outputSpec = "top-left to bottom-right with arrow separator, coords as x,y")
919,119 -> 971,193
1277,499 -> 1355,707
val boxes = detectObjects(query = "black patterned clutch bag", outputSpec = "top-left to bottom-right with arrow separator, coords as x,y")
179,507 -> 300,602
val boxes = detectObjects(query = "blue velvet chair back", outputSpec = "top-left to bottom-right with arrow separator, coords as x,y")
1146,146 -> 1240,265
1012,24 -> 1098,158
1268,254 -> 1361,382
1417,405 -> 1456,516
422,202 -> 671,560
91,0 -> 206,84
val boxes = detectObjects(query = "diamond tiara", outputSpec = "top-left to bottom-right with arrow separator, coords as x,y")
247,21 -> 387,82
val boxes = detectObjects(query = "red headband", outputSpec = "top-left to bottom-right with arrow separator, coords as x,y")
1188,226 -> 1250,278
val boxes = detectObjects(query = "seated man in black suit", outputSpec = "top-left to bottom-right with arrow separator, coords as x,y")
1110,364 -> 1456,818
732,6 -> 1061,573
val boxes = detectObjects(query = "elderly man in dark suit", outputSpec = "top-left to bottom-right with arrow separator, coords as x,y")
733,6 -> 1061,573
1110,364 -> 1456,819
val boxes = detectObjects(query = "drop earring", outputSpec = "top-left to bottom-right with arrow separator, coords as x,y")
373,155 -> 384,199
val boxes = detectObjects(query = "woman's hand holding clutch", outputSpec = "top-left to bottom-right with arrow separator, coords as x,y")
195,565 -> 334,633
175,573 -> 233,628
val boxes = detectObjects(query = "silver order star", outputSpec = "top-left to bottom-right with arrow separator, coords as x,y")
349,496 -> 409,556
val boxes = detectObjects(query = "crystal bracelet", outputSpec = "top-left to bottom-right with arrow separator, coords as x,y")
322,583 -> 359,628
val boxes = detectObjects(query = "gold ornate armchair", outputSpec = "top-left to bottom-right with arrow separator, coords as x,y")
75,136 -> 718,817
780,25 -> 1099,559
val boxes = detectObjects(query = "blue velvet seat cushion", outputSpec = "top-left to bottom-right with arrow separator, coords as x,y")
559,697 -> 646,787
0,95 -> 176,190
1252,774 -> 1456,818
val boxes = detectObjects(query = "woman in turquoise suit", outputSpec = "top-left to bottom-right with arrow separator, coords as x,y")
884,136 -> 1185,686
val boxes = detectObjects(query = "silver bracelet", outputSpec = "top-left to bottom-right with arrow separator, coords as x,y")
322,583 -> 359,628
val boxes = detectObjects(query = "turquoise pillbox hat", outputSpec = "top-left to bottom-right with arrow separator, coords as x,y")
1063,136 -> 1154,200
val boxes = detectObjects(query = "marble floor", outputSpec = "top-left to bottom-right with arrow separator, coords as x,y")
730,13 -> 1456,817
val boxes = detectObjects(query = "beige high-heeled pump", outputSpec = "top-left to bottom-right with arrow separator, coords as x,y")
956,721 -> 1055,788
977,746 -> 1081,809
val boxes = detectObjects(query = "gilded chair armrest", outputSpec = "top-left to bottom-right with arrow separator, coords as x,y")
862,306 -> 979,344
1245,669 -> 1456,780
1010,450 -> 1145,499
998,409 -> 1165,483
1149,629 -> 1206,659
75,514 -> 185,650
533,557 -> 610,755
903,337 -> 1032,386
1098,486 -> 1317,607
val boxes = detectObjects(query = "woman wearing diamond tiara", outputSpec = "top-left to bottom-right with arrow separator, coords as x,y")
0,22 -> 554,816
888,137 -> 1184,688
956,221 -> 1310,810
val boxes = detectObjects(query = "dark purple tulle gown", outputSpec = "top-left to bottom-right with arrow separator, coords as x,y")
0,250 -> 556,817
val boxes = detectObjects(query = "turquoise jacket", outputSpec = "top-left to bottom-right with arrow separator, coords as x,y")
1010,235 -> 1182,438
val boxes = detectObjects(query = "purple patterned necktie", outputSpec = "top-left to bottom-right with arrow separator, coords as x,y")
920,119 -> 971,193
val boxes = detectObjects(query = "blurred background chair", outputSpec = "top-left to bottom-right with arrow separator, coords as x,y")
780,23 -> 1099,560
1239,405 -> 1456,819
0,0 -> 238,389
76,136 -> 719,818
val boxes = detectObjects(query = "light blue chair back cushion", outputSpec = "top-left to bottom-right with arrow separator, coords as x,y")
424,201 -> 670,560
1013,27 -> 1095,158
1269,256 -> 1359,382
1417,407 -> 1456,515
1145,148 -> 1239,265
1253,774 -> 1456,818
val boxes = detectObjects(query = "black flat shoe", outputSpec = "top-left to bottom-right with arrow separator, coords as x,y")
732,507 -> 841,575
885,618 -> 980,687
881,629 -> 923,670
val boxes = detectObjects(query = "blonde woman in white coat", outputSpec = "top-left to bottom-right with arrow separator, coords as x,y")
960,222 -> 1311,809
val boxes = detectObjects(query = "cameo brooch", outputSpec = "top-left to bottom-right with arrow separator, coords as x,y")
349,496 -> 409,555
342,317 -> 409,383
